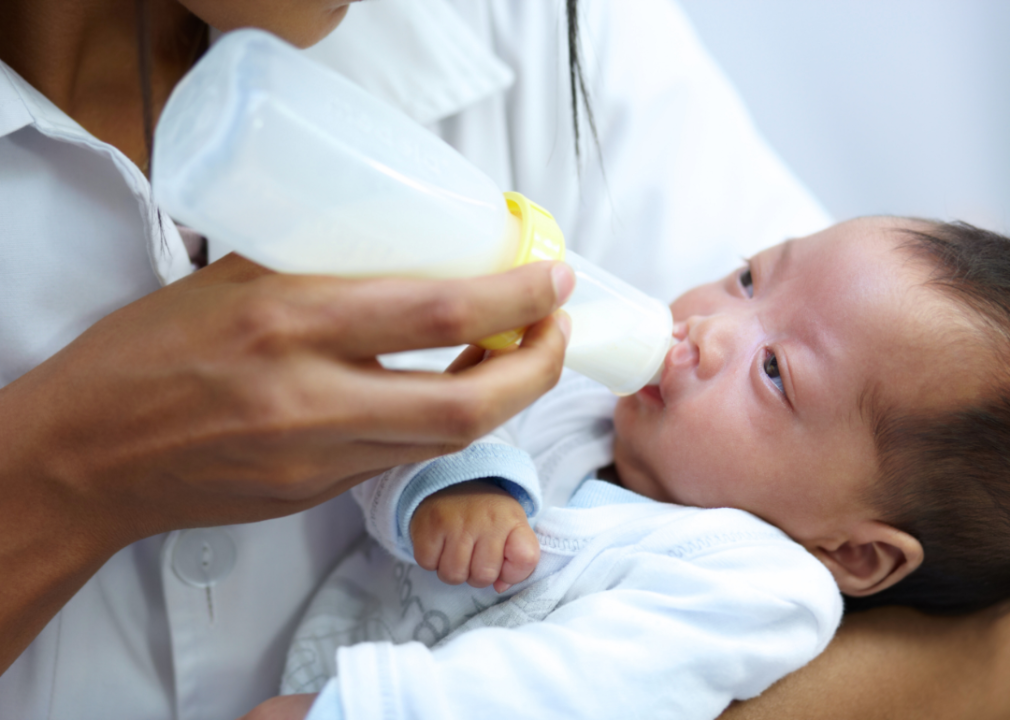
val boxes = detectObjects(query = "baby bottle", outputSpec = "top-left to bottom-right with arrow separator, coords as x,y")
152,29 -> 673,395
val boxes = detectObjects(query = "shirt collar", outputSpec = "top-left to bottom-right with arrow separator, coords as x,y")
0,61 -> 121,142
302,0 -> 515,125
0,60 -> 194,286
0,62 -> 45,139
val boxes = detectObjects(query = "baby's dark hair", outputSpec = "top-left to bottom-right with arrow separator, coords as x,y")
847,220 -> 1010,615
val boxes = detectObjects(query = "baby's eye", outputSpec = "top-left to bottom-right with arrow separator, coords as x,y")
739,267 -> 754,298
763,350 -> 784,393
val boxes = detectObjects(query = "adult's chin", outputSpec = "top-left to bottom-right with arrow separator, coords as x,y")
181,1 -> 353,49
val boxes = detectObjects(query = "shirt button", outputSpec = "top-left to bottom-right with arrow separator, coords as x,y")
172,528 -> 238,588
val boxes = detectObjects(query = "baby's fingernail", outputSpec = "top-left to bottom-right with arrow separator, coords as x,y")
495,583 -> 512,594
555,309 -> 572,346
551,263 -> 576,307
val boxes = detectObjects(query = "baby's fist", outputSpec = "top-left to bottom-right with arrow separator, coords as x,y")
410,480 -> 540,592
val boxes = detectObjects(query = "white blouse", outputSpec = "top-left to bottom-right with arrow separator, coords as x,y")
0,1 -> 830,718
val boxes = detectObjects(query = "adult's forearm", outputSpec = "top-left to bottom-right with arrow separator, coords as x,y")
0,377 -> 124,674
721,604 -> 1010,720
0,512 -> 114,674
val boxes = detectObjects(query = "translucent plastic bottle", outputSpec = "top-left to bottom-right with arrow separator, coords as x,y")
152,29 -> 673,395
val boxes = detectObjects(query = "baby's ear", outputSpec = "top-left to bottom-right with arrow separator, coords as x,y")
808,521 -> 923,597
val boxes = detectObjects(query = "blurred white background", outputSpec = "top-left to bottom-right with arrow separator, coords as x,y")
678,0 -> 1010,233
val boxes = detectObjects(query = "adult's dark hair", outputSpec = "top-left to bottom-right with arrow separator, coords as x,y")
135,1 -> 597,171
847,220 -> 1010,615
134,0 -> 208,176
565,0 -> 600,164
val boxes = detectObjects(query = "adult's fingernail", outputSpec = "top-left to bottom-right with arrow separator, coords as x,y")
551,263 -> 576,307
555,309 -> 572,346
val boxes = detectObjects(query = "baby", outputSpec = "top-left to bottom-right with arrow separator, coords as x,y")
262,217 -> 1010,720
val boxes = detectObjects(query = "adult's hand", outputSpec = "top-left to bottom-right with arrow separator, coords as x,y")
0,253 -> 574,672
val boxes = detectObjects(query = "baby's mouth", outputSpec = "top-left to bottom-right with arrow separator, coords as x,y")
637,384 -> 664,405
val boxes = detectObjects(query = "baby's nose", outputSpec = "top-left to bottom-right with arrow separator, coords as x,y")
685,313 -> 739,379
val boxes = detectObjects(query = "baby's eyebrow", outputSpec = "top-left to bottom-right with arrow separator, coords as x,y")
751,239 -> 794,288
773,239 -> 795,281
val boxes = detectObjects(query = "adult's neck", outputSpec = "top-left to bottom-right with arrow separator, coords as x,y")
0,0 -> 203,169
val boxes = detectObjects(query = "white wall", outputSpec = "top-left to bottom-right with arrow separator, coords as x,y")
678,0 -> 1010,233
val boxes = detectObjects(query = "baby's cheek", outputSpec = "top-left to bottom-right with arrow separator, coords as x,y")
611,430 -> 674,504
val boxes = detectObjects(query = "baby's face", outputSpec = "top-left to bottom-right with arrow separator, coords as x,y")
613,218 -> 987,546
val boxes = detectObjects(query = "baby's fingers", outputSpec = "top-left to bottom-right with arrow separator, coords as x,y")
468,533 -> 507,589
495,524 -> 540,592
412,529 -> 445,572
436,534 -> 477,586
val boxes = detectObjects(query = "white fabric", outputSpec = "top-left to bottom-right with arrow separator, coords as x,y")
284,373 -> 842,720
0,1 -> 831,718
302,0 -> 515,126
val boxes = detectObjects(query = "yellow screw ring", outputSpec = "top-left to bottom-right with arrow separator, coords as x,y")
478,192 -> 566,350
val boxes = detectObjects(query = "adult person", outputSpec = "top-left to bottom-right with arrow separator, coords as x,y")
0,1 -> 572,717
0,0 -> 837,718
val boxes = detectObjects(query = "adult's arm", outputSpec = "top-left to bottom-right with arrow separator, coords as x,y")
0,254 -> 573,673
720,603 -> 1010,720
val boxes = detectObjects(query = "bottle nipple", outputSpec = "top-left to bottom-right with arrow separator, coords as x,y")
646,337 -> 675,386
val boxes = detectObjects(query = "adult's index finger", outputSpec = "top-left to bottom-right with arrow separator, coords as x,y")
304,261 -> 574,359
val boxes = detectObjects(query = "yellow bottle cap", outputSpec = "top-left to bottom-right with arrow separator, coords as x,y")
478,192 -> 567,350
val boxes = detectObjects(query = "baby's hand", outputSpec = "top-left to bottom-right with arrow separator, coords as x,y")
410,480 -> 540,593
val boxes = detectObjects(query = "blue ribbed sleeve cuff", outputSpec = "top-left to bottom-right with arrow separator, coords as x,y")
394,442 -> 541,557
